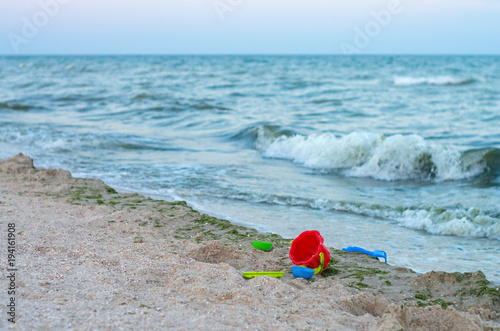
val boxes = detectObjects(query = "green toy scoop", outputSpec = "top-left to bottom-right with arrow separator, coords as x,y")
252,241 -> 273,251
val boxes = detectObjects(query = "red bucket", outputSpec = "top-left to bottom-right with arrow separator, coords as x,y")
289,230 -> 330,273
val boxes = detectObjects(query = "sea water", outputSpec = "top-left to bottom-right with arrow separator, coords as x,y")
1,55 -> 499,281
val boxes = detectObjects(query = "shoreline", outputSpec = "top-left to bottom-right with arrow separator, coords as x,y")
1,153 -> 499,330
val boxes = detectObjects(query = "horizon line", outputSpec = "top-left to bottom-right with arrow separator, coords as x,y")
1,53 -> 499,57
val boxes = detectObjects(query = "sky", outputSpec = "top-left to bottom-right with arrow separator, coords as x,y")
0,0 -> 499,55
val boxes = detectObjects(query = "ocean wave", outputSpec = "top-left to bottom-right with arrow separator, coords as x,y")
219,192 -> 500,239
0,102 -> 30,111
191,102 -> 230,112
398,208 -> 500,238
258,131 -> 495,181
393,76 -> 475,86
230,124 -> 296,148
133,93 -> 158,101
0,126 -> 172,154
308,98 -> 343,106
461,148 -> 500,175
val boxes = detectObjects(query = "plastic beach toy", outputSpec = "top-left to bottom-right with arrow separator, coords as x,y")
291,266 -> 315,280
242,271 -> 285,279
342,246 -> 387,263
252,241 -> 273,251
289,230 -> 331,274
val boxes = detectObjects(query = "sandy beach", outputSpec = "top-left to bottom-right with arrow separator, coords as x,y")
0,153 -> 499,330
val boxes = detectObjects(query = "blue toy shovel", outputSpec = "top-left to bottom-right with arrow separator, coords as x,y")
342,246 -> 387,263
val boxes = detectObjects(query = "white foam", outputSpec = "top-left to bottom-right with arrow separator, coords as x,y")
330,200 -> 500,239
0,126 -> 97,153
261,132 -> 486,181
393,76 -> 473,86
263,131 -> 382,170
221,190 -> 500,239
398,208 -> 500,239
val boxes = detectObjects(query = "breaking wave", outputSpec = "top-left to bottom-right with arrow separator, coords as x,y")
219,191 -> 500,239
257,130 -> 497,181
393,76 -> 475,86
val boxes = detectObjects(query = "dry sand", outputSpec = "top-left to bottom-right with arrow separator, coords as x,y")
0,153 -> 499,330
